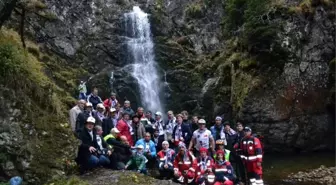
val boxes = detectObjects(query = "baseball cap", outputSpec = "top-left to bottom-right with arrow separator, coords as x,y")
110,108 -> 116,112
136,145 -> 144,149
86,117 -> 96,124
85,102 -> 93,107
243,126 -> 252,132
155,111 -> 162,116
96,103 -> 105,109
198,119 -> 206,124
111,128 -> 120,134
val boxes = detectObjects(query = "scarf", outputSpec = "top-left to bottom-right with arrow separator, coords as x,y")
217,160 -> 225,166
96,111 -> 105,121
200,157 -> 208,171
225,128 -> 237,135
175,124 -> 182,141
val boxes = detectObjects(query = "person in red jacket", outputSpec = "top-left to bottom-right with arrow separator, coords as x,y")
116,113 -> 134,146
157,141 -> 175,179
213,150 -> 234,185
236,127 -> 263,185
173,142 -> 197,184
195,147 -> 215,185
103,92 -> 118,110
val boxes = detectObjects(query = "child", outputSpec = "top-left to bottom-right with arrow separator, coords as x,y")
125,145 -> 147,174
213,150 -> 235,185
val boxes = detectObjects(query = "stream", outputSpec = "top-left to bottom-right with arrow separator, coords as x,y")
263,152 -> 335,185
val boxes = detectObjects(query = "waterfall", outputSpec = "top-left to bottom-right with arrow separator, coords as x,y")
124,6 -> 163,113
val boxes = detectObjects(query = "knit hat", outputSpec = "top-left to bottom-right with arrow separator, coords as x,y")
216,150 -> 224,156
162,141 -> 169,146
178,142 -> 186,149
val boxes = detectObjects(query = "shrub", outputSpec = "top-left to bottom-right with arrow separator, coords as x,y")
185,3 -> 204,19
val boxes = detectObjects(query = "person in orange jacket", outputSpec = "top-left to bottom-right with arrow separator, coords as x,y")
234,127 -> 263,185
173,142 -> 197,184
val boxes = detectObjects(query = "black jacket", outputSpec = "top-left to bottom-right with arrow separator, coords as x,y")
76,111 -> 91,132
102,117 -> 114,137
106,137 -> 132,163
76,127 -> 108,167
172,123 -> 192,146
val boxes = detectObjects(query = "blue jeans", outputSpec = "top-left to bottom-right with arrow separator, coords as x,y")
88,155 -> 110,169
79,93 -> 86,100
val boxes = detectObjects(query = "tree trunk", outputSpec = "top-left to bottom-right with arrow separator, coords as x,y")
0,0 -> 18,28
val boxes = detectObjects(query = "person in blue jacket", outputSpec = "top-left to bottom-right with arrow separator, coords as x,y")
87,87 -> 103,110
135,132 -> 157,167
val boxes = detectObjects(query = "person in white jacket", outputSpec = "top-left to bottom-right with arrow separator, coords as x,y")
69,100 -> 86,132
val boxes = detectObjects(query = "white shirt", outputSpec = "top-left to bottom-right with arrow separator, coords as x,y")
96,135 -> 103,150
166,117 -> 176,134
192,129 -> 213,150
88,130 -> 93,141
154,119 -> 165,136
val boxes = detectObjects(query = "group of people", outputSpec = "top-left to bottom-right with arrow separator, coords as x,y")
69,87 -> 264,185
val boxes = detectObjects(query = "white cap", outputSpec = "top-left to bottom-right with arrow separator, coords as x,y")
110,108 -> 116,112
162,141 -> 169,146
111,128 -> 120,134
124,100 -> 130,104
198,119 -> 206,124
86,117 -> 96,123
97,103 -> 105,109
155,111 -> 162,116
86,102 -> 93,107
136,145 -> 144,149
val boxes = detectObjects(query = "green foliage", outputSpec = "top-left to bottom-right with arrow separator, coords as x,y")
185,3 -> 204,19
223,0 -> 288,70
0,183 -> 8,185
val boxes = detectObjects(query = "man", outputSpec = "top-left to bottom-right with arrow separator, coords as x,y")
69,100 -> 85,132
157,141 -> 175,179
172,114 -> 192,148
236,122 -> 244,144
152,129 -> 160,151
87,88 -> 103,110
104,128 -> 132,169
95,125 -> 112,157
235,127 -> 264,185
135,132 -> 157,166
189,119 -> 215,157
115,103 -> 122,120
132,115 -> 146,142
181,110 -> 192,125
93,103 -> 105,126
173,142 -> 197,184
210,116 -> 226,145
103,92 -> 118,110
102,108 -> 117,137
136,107 -> 145,118
166,110 -> 176,144
76,102 -> 93,135
120,100 -> 135,117
117,113 -> 133,146
145,111 -> 155,124
125,145 -> 147,174
76,117 -> 111,173
153,111 -> 165,151
223,121 -> 237,151
78,80 -> 87,100
195,147 -> 215,185
190,116 -> 199,133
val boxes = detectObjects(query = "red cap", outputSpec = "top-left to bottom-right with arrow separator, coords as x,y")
199,147 -> 208,153
216,150 -> 224,155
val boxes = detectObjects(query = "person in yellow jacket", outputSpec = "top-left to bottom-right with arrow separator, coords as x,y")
213,140 -> 231,162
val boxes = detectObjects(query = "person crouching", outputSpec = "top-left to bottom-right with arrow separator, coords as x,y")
173,142 -> 197,184
125,145 -> 147,174
157,141 -> 175,179
195,147 -> 215,185
213,150 -> 234,185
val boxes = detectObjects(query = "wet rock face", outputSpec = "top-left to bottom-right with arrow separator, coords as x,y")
236,5 -> 335,152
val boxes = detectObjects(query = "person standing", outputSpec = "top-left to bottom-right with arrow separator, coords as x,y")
120,100 -> 135,116
69,100 -> 86,132
153,112 -> 165,151
236,122 -> 245,144
145,111 -> 156,124
190,116 -> 199,133
76,102 -> 93,135
181,110 -> 192,126
132,115 -> 146,142
136,107 -> 145,119
235,127 -> 264,185
166,110 -> 176,146
210,116 -> 226,145
223,121 -> 237,151
87,88 -> 103,110
93,103 -> 105,126
101,108 -> 117,137
189,119 -> 215,157
116,113 -> 134,146
78,81 -> 87,100
172,114 -> 192,149
103,92 -> 118,110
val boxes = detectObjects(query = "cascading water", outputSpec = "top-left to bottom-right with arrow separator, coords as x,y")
124,6 -> 163,113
